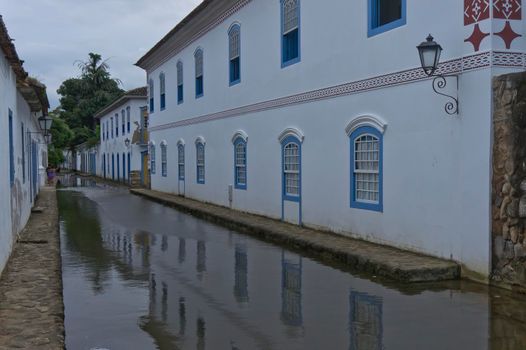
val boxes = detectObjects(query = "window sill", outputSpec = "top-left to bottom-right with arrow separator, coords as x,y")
368,17 -> 406,37
283,194 -> 300,202
235,183 -> 247,190
229,79 -> 241,87
281,57 -> 300,69
350,200 -> 383,212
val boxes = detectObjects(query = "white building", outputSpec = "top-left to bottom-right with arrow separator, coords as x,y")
136,0 -> 526,279
0,16 -> 50,274
94,87 -> 148,183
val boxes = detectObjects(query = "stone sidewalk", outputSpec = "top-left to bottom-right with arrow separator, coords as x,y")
131,188 -> 460,282
0,187 -> 64,349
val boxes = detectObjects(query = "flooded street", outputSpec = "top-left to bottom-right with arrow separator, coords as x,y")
58,177 -> 526,350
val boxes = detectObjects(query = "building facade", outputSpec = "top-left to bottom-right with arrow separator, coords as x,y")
136,0 -> 526,279
94,87 -> 148,183
0,16 -> 50,274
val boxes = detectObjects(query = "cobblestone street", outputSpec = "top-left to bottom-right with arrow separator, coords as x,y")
0,187 -> 64,349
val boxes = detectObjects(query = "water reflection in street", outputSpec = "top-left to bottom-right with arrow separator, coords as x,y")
58,176 -> 526,350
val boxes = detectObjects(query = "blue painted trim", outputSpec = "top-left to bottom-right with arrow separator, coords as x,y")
349,126 -> 383,212
21,122 -> 25,184
281,135 -> 302,207
233,137 -> 247,190
112,153 -> 115,180
8,109 -> 14,186
228,23 -> 241,86
161,145 -> 167,177
127,152 -> 131,184
178,144 -> 185,180
196,142 -> 205,184
367,0 -> 407,37
177,84 -> 184,104
195,48 -> 204,99
280,0 -> 301,69
117,153 -> 120,180
122,152 -> 126,181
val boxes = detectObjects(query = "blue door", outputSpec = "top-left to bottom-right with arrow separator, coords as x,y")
117,153 -> 120,181
112,154 -> 115,180
122,152 -> 126,182
31,141 -> 37,200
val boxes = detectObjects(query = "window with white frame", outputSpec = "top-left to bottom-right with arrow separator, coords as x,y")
150,144 -> 156,174
196,142 -> 205,184
126,107 -> 131,133
228,24 -> 241,85
177,61 -> 184,104
281,0 -> 300,66
149,78 -> 154,112
121,109 -> 125,134
195,49 -> 204,98
234,138 -> 247,189
161,143 -> 167,177
283,140 -> 300,198
160,72 -> 166,110
350,126 -> 383,211
178,144 -> 185,180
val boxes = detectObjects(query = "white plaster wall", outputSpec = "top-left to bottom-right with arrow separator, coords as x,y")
142,0 -> 526,276
99,99 -> 147,180
0,51 -> 16,274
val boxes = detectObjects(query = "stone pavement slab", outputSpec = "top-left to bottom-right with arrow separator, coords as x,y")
0,187 -> 65,349
131,188 -> 460,283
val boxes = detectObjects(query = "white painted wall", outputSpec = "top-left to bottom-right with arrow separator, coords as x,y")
99,99 -> 147,181
142,0 -> 526,277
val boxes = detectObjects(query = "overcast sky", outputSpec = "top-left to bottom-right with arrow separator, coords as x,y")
0,0 -> 201,108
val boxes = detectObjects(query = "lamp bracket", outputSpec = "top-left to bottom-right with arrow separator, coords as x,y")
431,74 -> 459,115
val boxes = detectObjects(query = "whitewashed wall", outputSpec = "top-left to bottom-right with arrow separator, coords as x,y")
143,0 -> 526,277
99,99 -> 147,180
0,50 -> 17,273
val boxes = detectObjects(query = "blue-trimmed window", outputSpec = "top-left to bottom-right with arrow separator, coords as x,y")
122,152 -> 126,181
127,152 -> 131,182
196,142 -> 205,184
282,136 -> 301,202
281,0 -> 300,67
350,126 -> 383,212
149,78 -> 155,113
126,107 -> 131,133
112,153 -> 115,180
234,137 -> 247,189
106,120 -> 109,140
178,144 -> 185,180
177,61 -> 184,104
228,24 -> 241,85
111,117 -> 114,138
368,0 -> 406,37
9,109 -> 14,186
150,144 -> 156,175
161,143 -> 167,177
160,72 -> 166,110
115,113 -> 119,137
195,49 -> 204,98
121,109 -> 125,134
117,153 -> 120,180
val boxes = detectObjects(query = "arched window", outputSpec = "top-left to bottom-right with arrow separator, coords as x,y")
282,139 -> 301,200
102,123 -> 105,141
149,78 -> 155,112
228,24 -> 241,85
126,107 -> 131,133
161,142 -> 167,177
150,143 -> 156,175
233,137 -> 247,189
178,143 -> 185,180
111,117 -> 114,138
194,48 -> 204,98
196,141 -> 205,184
177,61 -> 184,104
115,113 -> 119,137
281,0 -> 300,67
121,109 -> 125,134
350,126 -> 383,212
160,72 -> 166,110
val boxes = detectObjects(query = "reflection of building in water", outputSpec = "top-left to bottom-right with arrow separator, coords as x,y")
178,238 -> 186,264
197,317 -> 206,350
197,240 -> 206,274
281,251 -> 303,327
234,244 -> 249,303
349,291 -> 383,350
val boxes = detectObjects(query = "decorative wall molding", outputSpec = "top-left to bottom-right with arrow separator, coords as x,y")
345,115 -> 388,136
195,136 -> 206,145
231,130 -> 248,143
278,128 -> 304,144
149,51 -> 525,133
176,138 -> 185,146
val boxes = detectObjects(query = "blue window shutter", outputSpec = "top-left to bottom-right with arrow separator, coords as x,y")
9,109 -> 14,186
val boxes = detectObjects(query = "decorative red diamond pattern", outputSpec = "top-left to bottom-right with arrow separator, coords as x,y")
493,0 -> 522,20
464,0 -> 490,25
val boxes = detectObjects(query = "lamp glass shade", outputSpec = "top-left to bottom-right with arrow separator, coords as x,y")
44,134 -> 52,144
38,115 -> 53,132
417,35 -> 442,76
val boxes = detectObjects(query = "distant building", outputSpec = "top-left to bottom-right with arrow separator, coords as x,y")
135,0 -> 526,279
0,15 -> 50,273
93,87 -> 148,185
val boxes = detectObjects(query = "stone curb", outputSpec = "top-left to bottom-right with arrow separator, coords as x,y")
0,187 -> 65,349
130,188 -> 460,283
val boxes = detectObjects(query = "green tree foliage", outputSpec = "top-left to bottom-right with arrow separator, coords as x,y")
55,52 -> 123,142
